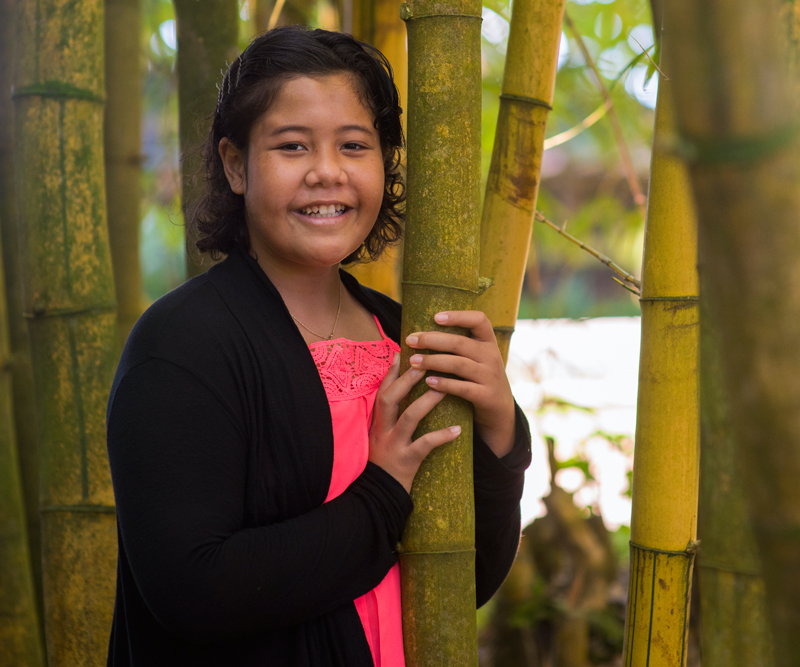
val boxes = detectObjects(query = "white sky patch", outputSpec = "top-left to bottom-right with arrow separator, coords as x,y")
628,23 -> 655,53
597,43 -> 631,80
557,32 -> 570,70
481,7 -> 510,45
159,19 -> 177,52
625,64 -> 659,109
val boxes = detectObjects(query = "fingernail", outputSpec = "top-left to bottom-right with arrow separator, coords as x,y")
392,353 -> 400,365
435,312 -> 449,324
449,425 -> 461,436
410,354 -> 424,366
410,368 -> 423,379
426,376 -> 439,386
406,335 -> 419,347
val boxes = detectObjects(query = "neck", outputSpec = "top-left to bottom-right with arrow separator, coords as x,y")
252,252 -> 342,337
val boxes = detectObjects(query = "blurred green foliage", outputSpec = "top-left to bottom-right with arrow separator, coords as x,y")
137,0 -> 657,317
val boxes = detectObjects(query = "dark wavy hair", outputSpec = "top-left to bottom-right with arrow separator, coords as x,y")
189,26 -> 405,265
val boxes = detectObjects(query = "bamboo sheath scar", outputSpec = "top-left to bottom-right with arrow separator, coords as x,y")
622,60 -> 700,667
399,0 -> 481,664
13,0 -> 120,663
476,0 -> 565,364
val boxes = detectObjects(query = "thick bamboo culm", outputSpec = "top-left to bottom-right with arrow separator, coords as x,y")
622,52 -> 700,667
345,0 -> 407,301
399,0 -> 482,662
175,0 -> 239,278
660,0 -> 800,664
13,0 -> 120,662
0,246 -> 45,665
105,0 -> 143,343
0,0 -> 44,639
475,0 -> 565,364
698,290 -> 773,666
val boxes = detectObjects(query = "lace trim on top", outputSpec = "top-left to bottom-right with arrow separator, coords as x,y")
309,334 -> 400,402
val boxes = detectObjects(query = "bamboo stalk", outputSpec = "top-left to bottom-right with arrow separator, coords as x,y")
622,42 -> 700,667
175,0 -> 239,278
697,287 -> 773,667
105,0 -> 143,343
0,224 -> 45,667
399,0 -> 482,661
13,0 -> 120,662
659,0 -> 800,664
0,0 -> 44,640
475,0 -> 565,364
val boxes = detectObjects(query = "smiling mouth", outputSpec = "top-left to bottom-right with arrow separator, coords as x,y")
298,204 -> 349,218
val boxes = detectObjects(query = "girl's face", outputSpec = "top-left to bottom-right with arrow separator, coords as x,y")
219,74 -> 385,273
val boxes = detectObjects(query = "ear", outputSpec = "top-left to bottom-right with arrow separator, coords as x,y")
219,138 -> 246,195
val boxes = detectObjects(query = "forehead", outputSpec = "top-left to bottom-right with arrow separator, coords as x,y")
259,74 -> 375,127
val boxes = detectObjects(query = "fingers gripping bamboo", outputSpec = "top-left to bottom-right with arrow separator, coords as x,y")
476,0 -> 565,364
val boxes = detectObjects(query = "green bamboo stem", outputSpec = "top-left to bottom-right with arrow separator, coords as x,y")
13,0 -> 120,662
622,44 -> 699,667
698,289 -> 773,666
399,0 -> 481,662
175,0 -> 239,278
105,0 -> 143,343
0,0 -> 44,640
0,223 -> 45,667
659,0 -> 800,664
475,0 -> 565,364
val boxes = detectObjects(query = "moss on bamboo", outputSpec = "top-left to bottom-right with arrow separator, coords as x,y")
105,0 -> 143,343
476,0 -> 565,363
14,0 -> 120,662
175,0 -> 239,278
400,0 -> 481,662
622,57 -> 699,667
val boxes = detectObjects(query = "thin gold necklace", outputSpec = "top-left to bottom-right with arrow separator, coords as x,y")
291,280 -> 342,340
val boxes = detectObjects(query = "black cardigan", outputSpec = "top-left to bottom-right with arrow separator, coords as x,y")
106,248 -> 531,666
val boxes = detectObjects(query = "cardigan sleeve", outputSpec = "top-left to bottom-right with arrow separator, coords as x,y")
473,402 -> 532,607
107,357 -> 413,644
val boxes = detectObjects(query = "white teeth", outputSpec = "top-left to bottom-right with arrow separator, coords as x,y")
300,204 -> 346,217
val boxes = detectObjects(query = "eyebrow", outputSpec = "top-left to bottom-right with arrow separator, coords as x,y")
269,124 -> 374,136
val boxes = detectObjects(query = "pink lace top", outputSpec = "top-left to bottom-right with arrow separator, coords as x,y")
309,316 -> 404,667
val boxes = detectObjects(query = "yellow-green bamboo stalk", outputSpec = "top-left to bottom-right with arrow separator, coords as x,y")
0,233 -> 45,667
697,289 -> 773,666
622,48 -> 699,667
175,0 -> 238,278
475,0 -> 565,364
345,0 -> 407,301
660,0 -> 800,664
13,0 -> 120,662
0,0 -> 44,637
399,0 -> 481,662
105,0 -> 143,343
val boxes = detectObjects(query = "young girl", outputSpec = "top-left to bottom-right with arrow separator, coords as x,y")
106,26 -> 531,667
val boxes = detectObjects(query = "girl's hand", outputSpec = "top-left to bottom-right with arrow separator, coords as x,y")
405,311 -> 516,458
369,356 -> 462,494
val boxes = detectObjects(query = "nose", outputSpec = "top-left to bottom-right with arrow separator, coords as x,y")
305,148 -> 347,187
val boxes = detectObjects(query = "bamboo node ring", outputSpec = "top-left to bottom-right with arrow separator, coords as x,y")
499,93 -> 553,110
